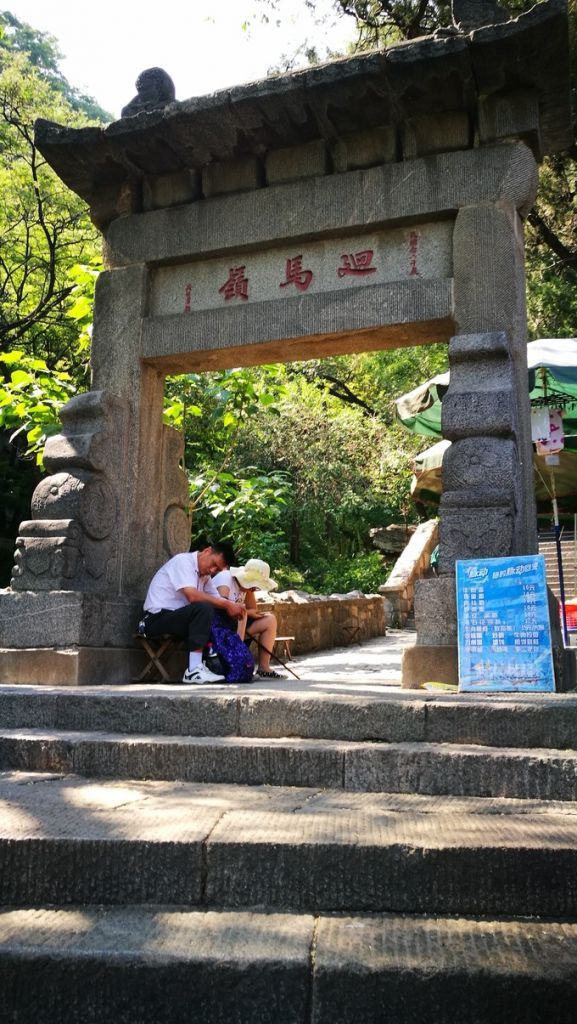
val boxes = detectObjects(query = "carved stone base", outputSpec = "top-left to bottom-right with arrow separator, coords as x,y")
0,591 -> 143,649
413,576 -> 457,646
401,644 -> 459,689
0,646 -> 158,686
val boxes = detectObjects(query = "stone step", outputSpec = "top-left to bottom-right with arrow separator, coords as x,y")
1,905 -> 577,1024
2,686 -> 577,749
2,727 -> 577,800
1,773 -> 577,917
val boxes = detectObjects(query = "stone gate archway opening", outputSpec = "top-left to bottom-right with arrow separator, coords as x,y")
162,335 -> 449,621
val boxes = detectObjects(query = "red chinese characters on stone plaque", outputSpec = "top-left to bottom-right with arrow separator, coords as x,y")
183,283 -> 192,313
279,255 -> 313,293
219,266 -> 249,301
337,250 -> 377,278
408,231 -> 420,276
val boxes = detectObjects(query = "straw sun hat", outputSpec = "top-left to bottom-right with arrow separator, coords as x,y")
230,559 -> 278,592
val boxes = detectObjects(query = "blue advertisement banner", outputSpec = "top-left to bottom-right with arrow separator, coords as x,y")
456,554 -> 555,693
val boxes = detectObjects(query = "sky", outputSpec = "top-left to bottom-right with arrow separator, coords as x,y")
5,0 -> 353,119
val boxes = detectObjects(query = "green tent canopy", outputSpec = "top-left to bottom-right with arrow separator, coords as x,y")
396,340 -> 577,450
400,340 -> 577,516
411,443 -> 577,514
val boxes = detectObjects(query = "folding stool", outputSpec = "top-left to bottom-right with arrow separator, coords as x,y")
133,633 -> 183,682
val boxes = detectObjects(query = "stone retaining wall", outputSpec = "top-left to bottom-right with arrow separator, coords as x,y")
380,520 -> 439,626
258,593 -> 386,655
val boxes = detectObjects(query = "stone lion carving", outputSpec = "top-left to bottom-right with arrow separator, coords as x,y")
121,68 -> 176,118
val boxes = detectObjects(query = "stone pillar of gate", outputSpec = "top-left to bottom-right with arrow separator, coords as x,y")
0,266 -> 190,684
89,266 -> 191,598
402,199 -> 538,687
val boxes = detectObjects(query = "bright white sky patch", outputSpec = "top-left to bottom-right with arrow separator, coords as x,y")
6,0 -> 354,118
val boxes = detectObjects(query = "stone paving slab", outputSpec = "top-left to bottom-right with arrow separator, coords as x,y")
2,771 -> 577,820
0,633 -> 412,696
1,906 -> 577,1024
1,684 -> 577,749
0,729 -> 348,789
1,628 -> 576,751
344,739 -> 577,800
2,727 -> 577,799
1,772 -> 577,916
0,906 -> 312,1024
313,913 -> 577,1024
205,804 -> 577,916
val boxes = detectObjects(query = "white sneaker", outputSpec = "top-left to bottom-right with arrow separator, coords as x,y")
182,663 -> 225,685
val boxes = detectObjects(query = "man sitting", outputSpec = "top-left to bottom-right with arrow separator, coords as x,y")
140,541 -> 246,684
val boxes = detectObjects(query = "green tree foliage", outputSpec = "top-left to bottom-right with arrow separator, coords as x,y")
334,0 -> 452,45
525,3 -> 577,339
211,368 -> 421,591
0,11 -> 111,121
164,367 -> 291,566
0,349 -> 75,458
290,344 -> 447,424
0,39 -> 102,369
0,14 -> 104,583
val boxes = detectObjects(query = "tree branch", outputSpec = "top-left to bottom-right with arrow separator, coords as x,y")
528,208 -> 577,270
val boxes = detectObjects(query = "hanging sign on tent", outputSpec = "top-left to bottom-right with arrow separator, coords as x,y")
535,409 -> 565,455
531,406 -> 551,443
456,554 -> 555,693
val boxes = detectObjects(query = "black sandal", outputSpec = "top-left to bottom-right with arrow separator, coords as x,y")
256,668 -> 284,679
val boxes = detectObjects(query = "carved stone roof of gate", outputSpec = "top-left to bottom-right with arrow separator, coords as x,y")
34,0 -> 572,228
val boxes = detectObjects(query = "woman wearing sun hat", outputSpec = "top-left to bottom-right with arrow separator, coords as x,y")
212,558 -> 284,678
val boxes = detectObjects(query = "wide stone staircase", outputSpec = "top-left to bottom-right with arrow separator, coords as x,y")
1,684 -> 577,1022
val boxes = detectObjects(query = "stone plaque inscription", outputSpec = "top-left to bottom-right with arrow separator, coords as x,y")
150,220 -> 453,316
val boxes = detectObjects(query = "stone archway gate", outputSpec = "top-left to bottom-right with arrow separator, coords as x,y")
0,0 -> 572,685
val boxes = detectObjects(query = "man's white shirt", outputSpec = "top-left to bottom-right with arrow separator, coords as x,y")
144,552 -> 220,612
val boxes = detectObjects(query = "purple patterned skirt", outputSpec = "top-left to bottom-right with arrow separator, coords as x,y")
210,615 -> 255,683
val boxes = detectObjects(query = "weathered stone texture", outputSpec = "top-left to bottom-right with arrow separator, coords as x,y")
439,503 -> 514,569
32,1 -> 571,230
442,437 -> 516,492
478,88 -> 542,159
439,330 -> 536,573
414,576 -> 457,647
90,266 -> 190,597
450,225 -> 538,572
266,140 -> 329,184
402,111 -> 471,158
313,914 -> 577,1024
121,67 -> 176,119
4,2 -> 568,673
256,595 -> 386,655
453,203 -> 529,336
452,0 -> 510,32
0,591 -> 142,651
380,520 -> 439,627
332,127 -> 397,171
142,168 -> 201,211
402,643 -> 459,689
10,392 -> 128,593
149,221 -> 453,317
0,906 -> 312,1024
202,157 -> 264,197
141,279 -> 454,375
104,143 -> 537,267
